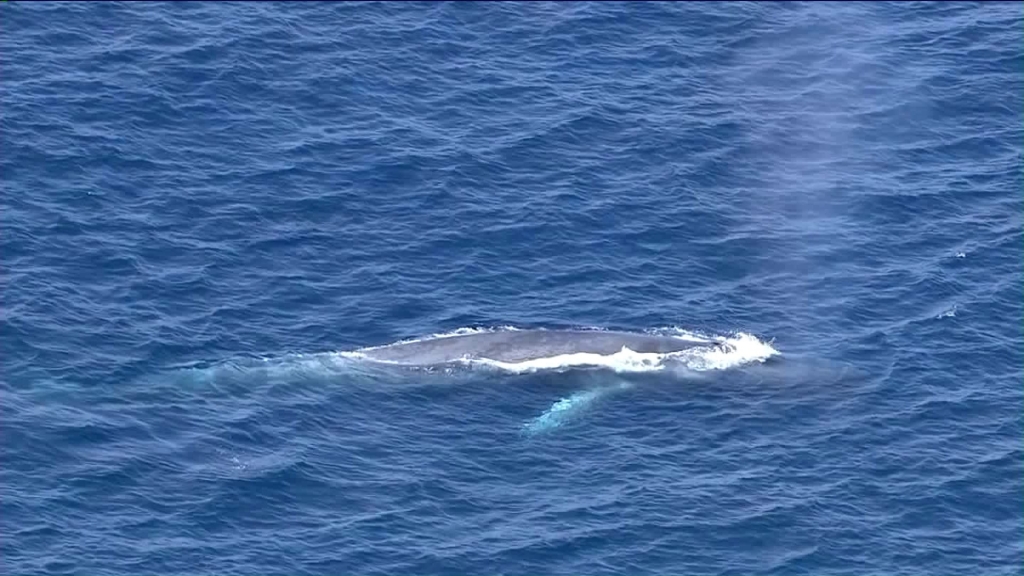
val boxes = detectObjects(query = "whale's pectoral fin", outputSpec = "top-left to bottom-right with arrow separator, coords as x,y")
520,379 -> 634,436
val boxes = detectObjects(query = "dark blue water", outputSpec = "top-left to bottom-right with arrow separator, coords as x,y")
3,2 -> 1022,575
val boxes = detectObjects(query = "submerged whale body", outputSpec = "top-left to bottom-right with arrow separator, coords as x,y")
356,329 -> 705,366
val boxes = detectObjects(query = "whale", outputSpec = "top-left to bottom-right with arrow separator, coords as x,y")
355,329 -> 707,366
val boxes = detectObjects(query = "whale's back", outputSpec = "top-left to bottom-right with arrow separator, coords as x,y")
358,329 -> 701,365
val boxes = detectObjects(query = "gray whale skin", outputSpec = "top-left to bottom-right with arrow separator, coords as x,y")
357,329 -> 704,366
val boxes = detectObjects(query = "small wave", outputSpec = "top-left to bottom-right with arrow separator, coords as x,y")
646,326 -> 718,343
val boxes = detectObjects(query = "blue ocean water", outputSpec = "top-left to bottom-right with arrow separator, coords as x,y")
2,1 -> 1022,574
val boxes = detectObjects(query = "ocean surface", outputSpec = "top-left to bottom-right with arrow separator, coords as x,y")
2,2 -> 1022,575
